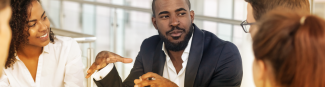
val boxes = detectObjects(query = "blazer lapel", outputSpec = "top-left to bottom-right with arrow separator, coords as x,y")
185,24 -> 205,87
152,40 -> 166,76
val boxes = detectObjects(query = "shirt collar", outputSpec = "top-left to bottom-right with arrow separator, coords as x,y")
15,52 -> 20,61
184,34 -> 192,53
15,44 -> 50,61
43,44 -> 50,54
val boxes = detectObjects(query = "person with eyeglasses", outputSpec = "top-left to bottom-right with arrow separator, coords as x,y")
252,7 -> 325,87
242,0 -> 310,37
242,0 -> 312,87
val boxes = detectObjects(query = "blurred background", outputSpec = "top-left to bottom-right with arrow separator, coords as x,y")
38,0 -> 325,87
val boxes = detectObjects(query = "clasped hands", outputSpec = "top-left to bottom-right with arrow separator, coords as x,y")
85,51 -> 178,87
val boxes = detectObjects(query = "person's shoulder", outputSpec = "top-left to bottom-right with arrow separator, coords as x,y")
54,36 -> 76,43
52,36 -> 78,46
137,35 -> 161,55
201,30 -> 228,46
200,30 -> 241,66
47,36 -> 79,52
140,35 -> 161,48
48,36 -> 81,60
201,30 -> 239,53
143,35 -> 160,43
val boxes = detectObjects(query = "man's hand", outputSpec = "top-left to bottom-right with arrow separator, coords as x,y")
85,51 -> 133,78
134,72 -> 178,87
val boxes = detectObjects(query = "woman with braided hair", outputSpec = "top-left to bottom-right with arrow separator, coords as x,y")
0,0 -> 84,86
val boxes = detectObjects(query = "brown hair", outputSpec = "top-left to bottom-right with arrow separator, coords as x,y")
245,0 -> 310,21
0,0 -> 9,10
253,8 -> 325,87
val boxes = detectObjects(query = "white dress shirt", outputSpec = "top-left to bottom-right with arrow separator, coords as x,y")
0,36 -> 84,87
161,35 -> 192,87
94,34 -> 193,87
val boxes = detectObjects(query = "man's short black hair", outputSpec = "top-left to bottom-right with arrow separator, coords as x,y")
152,0 -> 191,17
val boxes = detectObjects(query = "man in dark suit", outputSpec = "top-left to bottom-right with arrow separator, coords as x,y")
85,0 -> 243,87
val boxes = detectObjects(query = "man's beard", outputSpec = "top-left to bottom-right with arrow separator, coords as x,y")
159,25 -> 194,52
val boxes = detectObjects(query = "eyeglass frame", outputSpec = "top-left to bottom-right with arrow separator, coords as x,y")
240,20 -> 256,33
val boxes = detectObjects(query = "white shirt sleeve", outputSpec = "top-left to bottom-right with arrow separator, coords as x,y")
0,71 -> 10,86
93,63 -> 114,81
64,40 -> 84,87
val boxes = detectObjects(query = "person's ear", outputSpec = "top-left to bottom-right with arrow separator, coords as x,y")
190,10 -> 195,23
152,17 -> 158,30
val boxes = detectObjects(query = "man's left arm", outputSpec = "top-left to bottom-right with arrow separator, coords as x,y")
209,42 -> 243,87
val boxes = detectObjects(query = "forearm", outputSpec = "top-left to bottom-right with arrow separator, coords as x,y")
94,65 -> 125,87
93,51 -> 145,87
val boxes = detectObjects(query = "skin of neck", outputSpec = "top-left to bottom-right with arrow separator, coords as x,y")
17,44 -> 43,59
260,61 -> 280,87
167,50 -> 185,61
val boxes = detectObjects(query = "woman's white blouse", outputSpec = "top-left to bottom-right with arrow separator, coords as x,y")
0,36 -> 84,87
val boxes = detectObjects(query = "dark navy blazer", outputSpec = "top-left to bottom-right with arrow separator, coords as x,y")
94,24 -> 243,87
